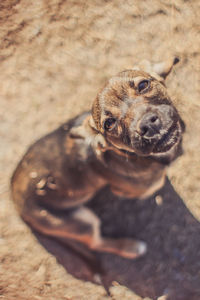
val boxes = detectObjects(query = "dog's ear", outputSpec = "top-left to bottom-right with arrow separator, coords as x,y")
134,57 -> 179,82
152,57 -> 179,79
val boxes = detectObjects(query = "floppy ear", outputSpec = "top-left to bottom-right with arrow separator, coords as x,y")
135,57 -> 179,81
152,57 -> 179,79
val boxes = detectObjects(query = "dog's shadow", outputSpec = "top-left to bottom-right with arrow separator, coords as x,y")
35,178 -> 200,300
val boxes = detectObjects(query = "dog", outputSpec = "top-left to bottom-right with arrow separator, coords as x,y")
11,57 -> 185,259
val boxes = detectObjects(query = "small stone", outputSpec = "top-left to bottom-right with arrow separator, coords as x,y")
155,195 -> 163,206
93,273 -> 102,284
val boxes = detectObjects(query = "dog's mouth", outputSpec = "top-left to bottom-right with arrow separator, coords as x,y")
151,121 -> 182,154
128,120 -> 183,157
105,119 -> 183,160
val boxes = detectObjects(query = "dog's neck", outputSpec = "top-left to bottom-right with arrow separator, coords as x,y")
96,147 -> 166,199
99,146 -> 165,176
99,142 -> 177,167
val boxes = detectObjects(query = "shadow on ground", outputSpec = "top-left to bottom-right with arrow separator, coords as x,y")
35,178 -> 200,300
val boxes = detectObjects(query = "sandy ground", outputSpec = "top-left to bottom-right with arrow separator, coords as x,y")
0,0 -> 200,299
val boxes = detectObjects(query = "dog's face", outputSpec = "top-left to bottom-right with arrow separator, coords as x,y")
91,63 -> 185,162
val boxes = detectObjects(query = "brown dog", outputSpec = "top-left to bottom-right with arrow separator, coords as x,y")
11,58 -> 185,259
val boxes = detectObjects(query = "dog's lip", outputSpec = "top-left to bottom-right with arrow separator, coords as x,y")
107,121 -> 182,156
152,122 -> 181,154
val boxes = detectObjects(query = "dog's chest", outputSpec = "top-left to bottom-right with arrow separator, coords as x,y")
101,150 -> 165,198
103,151 -> 162,178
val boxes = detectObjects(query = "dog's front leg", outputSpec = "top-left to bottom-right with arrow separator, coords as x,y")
71,206 -> 147,259
24,202 -> 146,259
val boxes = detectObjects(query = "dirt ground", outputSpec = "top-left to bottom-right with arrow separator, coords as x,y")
0,0 -> 200,299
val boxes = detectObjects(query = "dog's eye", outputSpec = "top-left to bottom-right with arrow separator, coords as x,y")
104,118 -> 116,131
138,80 -> 150,93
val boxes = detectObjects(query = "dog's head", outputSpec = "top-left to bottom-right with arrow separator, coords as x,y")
90,58 -> 185,163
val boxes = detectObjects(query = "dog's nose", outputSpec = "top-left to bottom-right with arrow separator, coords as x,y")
138,113 -> 162,138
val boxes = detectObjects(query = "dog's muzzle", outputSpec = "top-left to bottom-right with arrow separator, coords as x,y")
138,112 -> 162,139
132,105 -> 182,155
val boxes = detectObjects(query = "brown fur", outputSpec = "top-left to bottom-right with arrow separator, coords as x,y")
11,58 -> 184,259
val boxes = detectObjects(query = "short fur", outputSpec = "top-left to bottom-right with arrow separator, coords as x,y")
11,57 -> 185,259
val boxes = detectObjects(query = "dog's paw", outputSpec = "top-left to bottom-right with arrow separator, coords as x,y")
91,238 -> 147,259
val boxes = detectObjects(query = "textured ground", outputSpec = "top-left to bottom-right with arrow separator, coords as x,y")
0,0 -> 200,299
